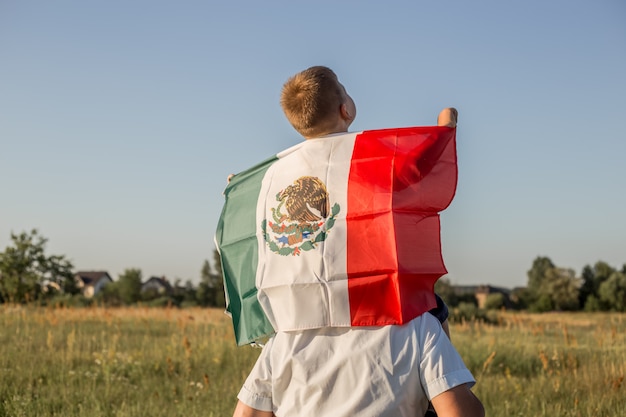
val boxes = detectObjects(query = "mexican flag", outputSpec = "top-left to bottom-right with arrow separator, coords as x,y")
215,126 -> 457,345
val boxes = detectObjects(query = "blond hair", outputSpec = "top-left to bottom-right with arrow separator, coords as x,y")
280,66 -> 345,137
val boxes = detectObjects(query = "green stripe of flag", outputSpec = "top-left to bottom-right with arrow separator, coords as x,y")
216,155 -> 278,345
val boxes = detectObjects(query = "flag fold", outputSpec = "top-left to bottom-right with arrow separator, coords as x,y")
216,126 -> 457,345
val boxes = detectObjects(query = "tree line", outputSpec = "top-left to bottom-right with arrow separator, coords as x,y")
436,256 -> 626,313
523,256 -> 626,312
0,230 -> 225,308
1,230 -> 625,313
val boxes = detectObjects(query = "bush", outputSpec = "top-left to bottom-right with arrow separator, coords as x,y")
455,302 -> 480,320
144,296 -> 176,308
180,300 -> 200,309
484,293 -> 505,310
44,294 -> 92,308
584,295 -> 601,311
449,302 -> 498,324
529,293 -> 553,312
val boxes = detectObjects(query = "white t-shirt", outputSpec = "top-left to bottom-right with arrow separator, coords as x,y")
238,313 -> 475,417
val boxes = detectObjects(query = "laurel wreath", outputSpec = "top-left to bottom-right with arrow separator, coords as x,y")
262,203 -> 340,256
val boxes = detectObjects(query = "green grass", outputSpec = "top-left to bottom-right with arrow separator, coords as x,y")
451,312 -> 626,417
0,306 -> 260,417
1,306 -> 624,416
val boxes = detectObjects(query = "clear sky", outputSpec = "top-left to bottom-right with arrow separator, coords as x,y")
1,1 -> 625,288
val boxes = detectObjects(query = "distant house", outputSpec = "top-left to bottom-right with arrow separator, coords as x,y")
141,276 -> 173,296
452,285 -> 480,297
74,271 -> 113,298
474,285 -> 512,309
449,284 -> 513,309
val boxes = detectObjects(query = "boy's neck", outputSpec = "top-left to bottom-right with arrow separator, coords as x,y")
303,100 -> 354,139
304,127 -> 348,140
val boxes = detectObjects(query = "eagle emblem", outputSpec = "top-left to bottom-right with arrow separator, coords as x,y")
262,176 -> 340,256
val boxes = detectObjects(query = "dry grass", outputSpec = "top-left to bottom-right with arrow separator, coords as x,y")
0,305 -> 259,417
451,311 -> 626,417
1,306 -> 624,416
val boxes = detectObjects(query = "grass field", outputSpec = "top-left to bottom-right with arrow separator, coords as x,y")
1,306 -> 624,416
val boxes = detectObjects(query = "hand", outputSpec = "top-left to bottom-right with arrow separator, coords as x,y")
437,108 -> 458,128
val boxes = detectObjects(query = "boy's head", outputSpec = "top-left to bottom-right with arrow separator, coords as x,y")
280,66 -> 356,139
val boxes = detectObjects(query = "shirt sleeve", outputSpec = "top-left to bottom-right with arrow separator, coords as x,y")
419,314 -> 475,400
237,338 -> 275,412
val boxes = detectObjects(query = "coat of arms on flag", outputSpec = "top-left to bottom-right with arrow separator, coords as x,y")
262,176 -> 340,256
216,126 -> 457,345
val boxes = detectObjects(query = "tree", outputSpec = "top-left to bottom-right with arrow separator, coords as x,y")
580,261 -> 615,310
542,267 -> 580,311
434,278 -> 459,307
579,264 -> 596,309
196,259 -> 214,306
526,257 -> 581,312
526,256 -> 555,303
197,250 -> 226,308
510,287 -> 530,310
0,230 -> 73,303
181,279 -> 198,305
598,271 -> 626,312
166,278 -> 197,307
531,293 -> 553,313
117,268 -> 142,305
583,294 -> 602,312
211,249 -> 225,308
96,281 -> 122,306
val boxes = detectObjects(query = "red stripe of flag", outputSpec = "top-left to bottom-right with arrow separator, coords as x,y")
346,127 -> 457,326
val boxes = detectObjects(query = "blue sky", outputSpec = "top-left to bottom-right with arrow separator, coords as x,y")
1,1 -> 625,288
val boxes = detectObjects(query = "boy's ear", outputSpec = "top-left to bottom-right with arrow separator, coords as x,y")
339,103 -> 351,121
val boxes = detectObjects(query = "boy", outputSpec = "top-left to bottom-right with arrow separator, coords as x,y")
231,66 -> 483,417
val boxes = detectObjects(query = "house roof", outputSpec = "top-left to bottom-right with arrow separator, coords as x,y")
75,271 -> 112,286
142,276 -> 173,291
452,285 -> 480,295
452,284 -> 512,295
476,285 -> 512,295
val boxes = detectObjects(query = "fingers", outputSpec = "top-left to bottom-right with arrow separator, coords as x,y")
437,108 -> 458,128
